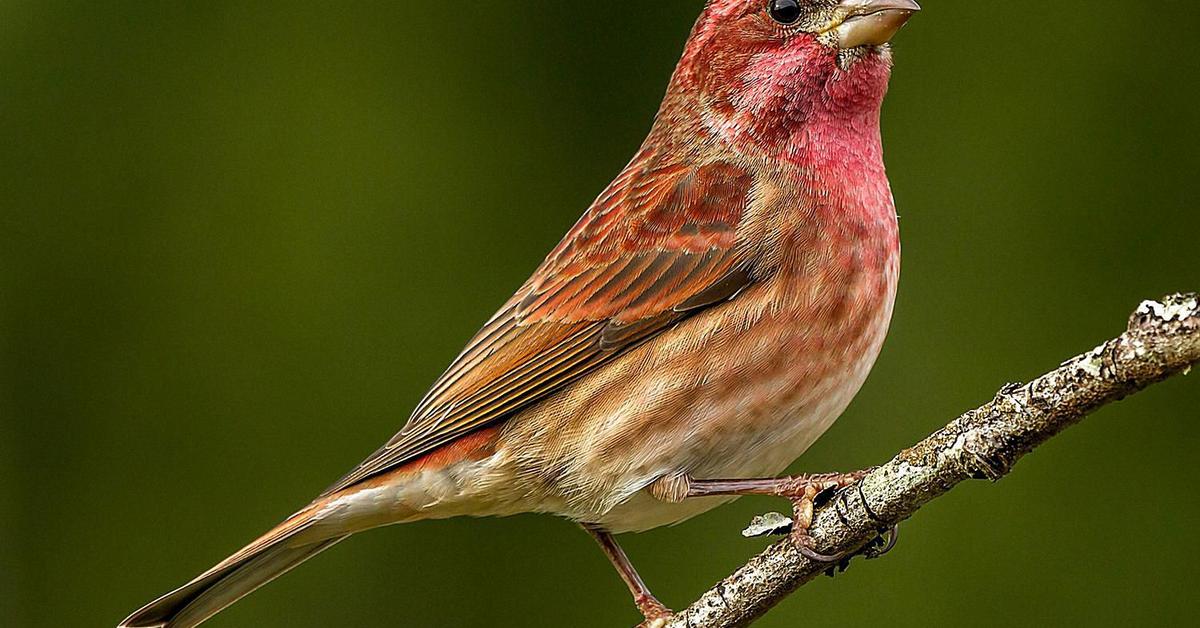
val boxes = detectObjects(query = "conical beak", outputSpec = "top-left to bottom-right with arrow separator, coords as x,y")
833,0 -> 921,49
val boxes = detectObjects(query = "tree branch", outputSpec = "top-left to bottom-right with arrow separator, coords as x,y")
662,293 -> 1200,628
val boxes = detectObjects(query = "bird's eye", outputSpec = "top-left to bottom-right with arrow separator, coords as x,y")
768,0 -> 802,25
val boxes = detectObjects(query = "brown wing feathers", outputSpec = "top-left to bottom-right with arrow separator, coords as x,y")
321,157 -> 754,496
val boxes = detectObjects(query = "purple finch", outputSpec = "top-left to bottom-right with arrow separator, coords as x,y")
121,0 -> 918,626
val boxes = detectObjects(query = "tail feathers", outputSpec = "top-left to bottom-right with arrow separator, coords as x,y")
119,530 -> 346,628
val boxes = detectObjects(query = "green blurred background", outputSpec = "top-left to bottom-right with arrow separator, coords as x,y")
3,2 -> 1198,626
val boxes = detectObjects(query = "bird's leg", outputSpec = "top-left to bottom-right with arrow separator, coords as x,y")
680,470 -> 874,562
581,523 -> 673,627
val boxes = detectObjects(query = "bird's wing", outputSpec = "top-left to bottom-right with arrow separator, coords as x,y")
322,153 -> 756,496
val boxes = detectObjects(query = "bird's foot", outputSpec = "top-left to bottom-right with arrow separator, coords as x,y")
787,484 -> 848,563
781,470 -> 874,563
865,522 -> 900,558
634,595 -> 674,628
687,469 -> 885,563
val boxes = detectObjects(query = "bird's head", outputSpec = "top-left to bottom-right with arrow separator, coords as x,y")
669,0 -> 919,151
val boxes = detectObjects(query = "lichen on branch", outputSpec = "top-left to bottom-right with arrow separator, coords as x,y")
662,293 -> 1200,628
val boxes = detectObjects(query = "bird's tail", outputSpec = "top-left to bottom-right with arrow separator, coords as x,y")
119,426 -> 503,627
118,503 -> 349,628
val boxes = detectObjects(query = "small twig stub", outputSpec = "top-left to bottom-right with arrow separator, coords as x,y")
661,293 -> 1200,628
741,512 -> 794,538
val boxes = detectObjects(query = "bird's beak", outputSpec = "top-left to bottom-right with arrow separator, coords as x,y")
831,0 -> 921,49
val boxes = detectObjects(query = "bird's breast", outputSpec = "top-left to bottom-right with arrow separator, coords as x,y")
476,209 -> 901,532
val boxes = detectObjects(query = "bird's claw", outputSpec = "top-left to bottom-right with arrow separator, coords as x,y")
783,469 -> 888,565
830,474 -> 898,560
865,523 -> 900,559
794,533 -> 850,563
787,483 -> 848,563
634,595 -> 673,628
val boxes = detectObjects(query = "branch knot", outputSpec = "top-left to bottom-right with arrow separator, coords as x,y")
1128,293 -> 1199,333
662,293 -> 1200,628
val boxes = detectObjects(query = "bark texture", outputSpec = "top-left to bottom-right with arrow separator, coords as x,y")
662,293 -> 1200,628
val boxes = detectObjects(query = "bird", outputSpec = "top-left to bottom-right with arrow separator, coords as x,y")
120,1 -> 918,626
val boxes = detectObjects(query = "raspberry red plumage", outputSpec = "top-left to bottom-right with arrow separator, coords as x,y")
121,2 -> 918,626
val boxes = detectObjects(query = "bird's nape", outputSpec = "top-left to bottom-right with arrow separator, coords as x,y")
120,2 -> 916,625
